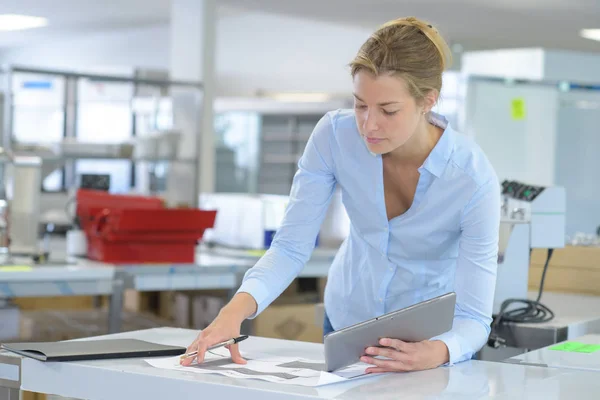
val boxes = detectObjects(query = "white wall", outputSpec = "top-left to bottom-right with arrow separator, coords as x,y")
215,12 -> 370,96
0,11 -> 371,96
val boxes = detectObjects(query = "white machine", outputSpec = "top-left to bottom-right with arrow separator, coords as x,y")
479,179 -> 567,358
494,180 -> 566,315
199,189 -> 350,250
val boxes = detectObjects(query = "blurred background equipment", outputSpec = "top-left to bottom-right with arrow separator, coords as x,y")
0,65 -> 204,262
78,174 -> 111,192
461,48 -> 600,239
494,181 -> 566,315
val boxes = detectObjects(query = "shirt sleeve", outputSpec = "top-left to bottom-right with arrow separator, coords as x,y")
430,177 -> 501,365
236,113 -> 337,317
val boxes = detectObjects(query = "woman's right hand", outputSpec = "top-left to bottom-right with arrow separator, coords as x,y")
180,293 -> 257,366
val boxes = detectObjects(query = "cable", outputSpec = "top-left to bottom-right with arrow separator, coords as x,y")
208,349 -> 227,357
488,248 -> 554,348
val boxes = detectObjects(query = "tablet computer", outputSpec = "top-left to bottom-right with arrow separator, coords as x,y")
323,292 -> 456,372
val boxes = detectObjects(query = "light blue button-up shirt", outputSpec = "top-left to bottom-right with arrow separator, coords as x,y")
237,109 -> 501,365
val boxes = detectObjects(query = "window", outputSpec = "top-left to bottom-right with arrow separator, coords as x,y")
12,73 -> 65,191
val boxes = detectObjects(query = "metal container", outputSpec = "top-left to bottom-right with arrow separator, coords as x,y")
8,155 -> 42,257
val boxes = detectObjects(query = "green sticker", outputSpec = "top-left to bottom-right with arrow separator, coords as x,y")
549,342 -> 600,353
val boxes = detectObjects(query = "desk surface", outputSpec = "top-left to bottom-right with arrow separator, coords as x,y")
508,334 -> 600,372
2,327 -> 600,400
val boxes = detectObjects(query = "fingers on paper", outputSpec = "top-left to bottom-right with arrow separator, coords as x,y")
226,344 -> 247,365
195,340 -> 209,364
180,338 -> 200,366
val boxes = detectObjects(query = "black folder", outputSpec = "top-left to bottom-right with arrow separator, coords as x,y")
0,339 -> 186,362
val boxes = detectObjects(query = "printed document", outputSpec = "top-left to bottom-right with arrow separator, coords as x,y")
145,347 -> 375,387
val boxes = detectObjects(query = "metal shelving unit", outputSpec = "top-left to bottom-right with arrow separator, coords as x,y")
0,65 -> 204,205
213,97 -> 352,196
257,113 -> 343,195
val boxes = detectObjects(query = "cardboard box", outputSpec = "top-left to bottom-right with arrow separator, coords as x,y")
124,290 -> 155,313
529,246 -> 600,295
21,391 -> 45,400
154,281 -> 308,333
157,290 -> 229,329
253,293 -> 323,343
192,295 -> 225,330
280,279 -> 300,297
174,292 -> 191,328
318,278 -> 327,302
13,296 -> 98,311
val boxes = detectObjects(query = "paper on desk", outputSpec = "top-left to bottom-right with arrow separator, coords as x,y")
145,348 -> 373,387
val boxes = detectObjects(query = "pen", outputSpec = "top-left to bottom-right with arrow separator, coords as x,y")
180,335 -> 249,360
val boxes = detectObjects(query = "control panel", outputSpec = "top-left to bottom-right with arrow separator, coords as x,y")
79,174 -> 111,191
501,180 -> 545,202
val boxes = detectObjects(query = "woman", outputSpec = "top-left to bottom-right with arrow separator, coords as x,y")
182,16 -> 500,373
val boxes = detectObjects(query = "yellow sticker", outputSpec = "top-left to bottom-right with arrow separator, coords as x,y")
0,265 -> 33,272
511,98 -> 526,120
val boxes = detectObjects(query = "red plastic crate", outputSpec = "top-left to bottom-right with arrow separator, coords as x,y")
87,237 -> 199,264
76,189 -> 164,236
75,190 -> 217,264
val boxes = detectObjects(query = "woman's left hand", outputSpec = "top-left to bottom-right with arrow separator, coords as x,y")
360,338 -> 449,373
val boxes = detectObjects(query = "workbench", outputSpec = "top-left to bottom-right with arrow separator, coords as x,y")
0,242 -> 337,335
0,261 -> 114,299
2,327 -> 600,400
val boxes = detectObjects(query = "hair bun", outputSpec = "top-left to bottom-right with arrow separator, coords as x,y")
383,16 -> 452,71
349,15 -> 453,101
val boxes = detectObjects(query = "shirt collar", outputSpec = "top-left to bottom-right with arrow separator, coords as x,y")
419,112 -> 455,178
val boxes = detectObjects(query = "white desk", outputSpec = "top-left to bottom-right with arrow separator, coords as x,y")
507,334 -> 600,372
2,327 -> 600,399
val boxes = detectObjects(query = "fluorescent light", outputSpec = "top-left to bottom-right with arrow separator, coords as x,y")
0,14 -> 48,31
580,29 -> 600,42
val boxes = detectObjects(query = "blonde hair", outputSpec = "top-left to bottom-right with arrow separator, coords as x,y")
350,16 -> 452,102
